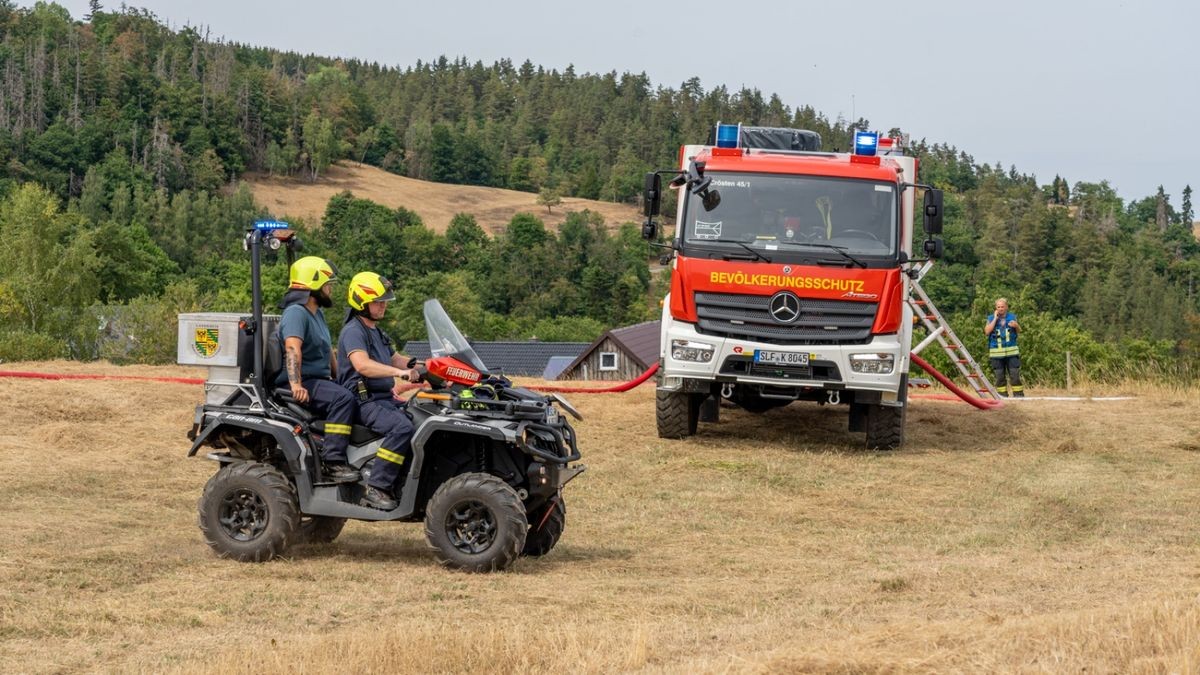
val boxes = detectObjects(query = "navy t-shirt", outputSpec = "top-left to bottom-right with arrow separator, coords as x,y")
337,316 -> 396,399
276,304 -> 332,384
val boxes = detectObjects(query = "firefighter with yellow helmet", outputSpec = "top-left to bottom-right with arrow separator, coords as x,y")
336,271 -> 421,510
276,256 -> 360,482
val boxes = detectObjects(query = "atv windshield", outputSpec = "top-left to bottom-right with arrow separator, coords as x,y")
424,299 -> 489,374
681,173 -> 899,265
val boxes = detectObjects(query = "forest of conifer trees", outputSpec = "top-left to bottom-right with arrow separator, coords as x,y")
0,2 -> 1196,384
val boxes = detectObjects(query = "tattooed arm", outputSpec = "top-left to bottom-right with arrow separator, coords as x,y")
284,336 -> 308,403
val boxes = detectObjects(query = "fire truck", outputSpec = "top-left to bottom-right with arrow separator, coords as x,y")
641,123 -> 944,449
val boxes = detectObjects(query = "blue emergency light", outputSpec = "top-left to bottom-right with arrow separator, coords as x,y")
715,123 -> 740,148
853,131 -> 879,157
254,219 -> 290,231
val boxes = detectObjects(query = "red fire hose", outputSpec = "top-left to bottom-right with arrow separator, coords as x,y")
908,353 -> 1003,410
0,365 -> 660,394
1,358 -> 997,410
0,370 -> 205,385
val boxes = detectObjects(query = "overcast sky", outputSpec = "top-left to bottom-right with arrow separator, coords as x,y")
53,0 -> 1197,205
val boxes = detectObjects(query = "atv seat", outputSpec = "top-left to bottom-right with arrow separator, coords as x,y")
265,328 -> 383,445
271,387 -> 383,445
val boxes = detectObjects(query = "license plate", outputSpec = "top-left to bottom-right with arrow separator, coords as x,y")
753,350 -> 809,366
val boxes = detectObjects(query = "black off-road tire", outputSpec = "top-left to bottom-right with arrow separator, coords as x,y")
424,473 -> 527,573
297,516 -> 347,545
657,389 -> 700,438
864,401 -> 907,451
198,462 -> 299,562
522,497 -> 566,557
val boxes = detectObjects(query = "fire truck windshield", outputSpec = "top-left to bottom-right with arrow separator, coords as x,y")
681,173 -> 898,264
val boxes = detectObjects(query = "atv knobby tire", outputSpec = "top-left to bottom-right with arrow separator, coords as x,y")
297,515 -> 347,545
864,403 -> 906,450
657,390 -> 700,438
522,497 -> 566,557
424,473 -> 527,573
198,462 -> 299,562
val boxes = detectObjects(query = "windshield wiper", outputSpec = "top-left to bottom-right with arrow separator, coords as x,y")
773,241 -> 866,268
697,239 -> 772,263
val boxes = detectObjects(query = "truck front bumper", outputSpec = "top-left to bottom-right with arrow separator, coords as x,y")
658,321 -> 907,399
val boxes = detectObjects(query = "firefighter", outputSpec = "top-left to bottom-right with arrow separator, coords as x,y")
277,256 -> 360,482
984,297 -> 1024,397
336,271 -> 420,510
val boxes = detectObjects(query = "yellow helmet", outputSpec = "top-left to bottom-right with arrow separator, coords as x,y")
347,271 -> 396,310
289,256 -> 338,291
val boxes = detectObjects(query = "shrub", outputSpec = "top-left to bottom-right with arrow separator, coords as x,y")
98,280 -> 206,364
0,330 -> 69,362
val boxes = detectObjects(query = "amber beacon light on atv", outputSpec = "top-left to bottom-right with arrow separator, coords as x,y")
175,220 -> 586,572
643,123 -> 945,449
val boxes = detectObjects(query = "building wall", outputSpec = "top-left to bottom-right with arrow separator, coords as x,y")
559,337 -> 644,381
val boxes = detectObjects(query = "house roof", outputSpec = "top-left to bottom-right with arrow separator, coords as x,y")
561,320 -> 661,376
401,341 -> 588,377
542,355 -> 576,381
609,320 -> 661,369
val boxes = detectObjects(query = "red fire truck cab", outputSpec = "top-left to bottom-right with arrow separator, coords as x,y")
642,124 -> 944,449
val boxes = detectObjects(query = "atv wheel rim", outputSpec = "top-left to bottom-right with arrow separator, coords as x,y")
218,488 -> 269,542
445,499 -> 497,555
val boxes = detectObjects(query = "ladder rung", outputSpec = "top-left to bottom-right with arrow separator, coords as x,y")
924,315 -> 936,320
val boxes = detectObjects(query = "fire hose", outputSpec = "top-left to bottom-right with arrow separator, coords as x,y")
1,358 -> 1000,409
908,353 -> 1003,410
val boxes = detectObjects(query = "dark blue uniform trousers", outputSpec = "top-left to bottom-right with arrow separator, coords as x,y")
302,378 -> 356,463
358,398 -> 415,492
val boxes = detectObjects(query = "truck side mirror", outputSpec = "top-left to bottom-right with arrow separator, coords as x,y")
923,237 -> 944,259
923,189 -> 944,235
643,172 -> 661,218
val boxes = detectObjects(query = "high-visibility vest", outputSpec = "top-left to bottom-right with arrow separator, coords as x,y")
987,312 -> 1020,358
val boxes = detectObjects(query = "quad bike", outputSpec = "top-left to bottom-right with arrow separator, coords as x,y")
184,224 -> 585,572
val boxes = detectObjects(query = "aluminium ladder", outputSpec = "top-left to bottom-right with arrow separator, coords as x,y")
906,260 -> 1002,400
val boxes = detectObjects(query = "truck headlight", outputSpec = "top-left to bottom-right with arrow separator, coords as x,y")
671,339 -> 715,363
849,353 -> 895,374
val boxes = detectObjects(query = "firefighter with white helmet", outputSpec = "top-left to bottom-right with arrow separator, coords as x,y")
276,256 -> 360,482
337,271 -> 421,510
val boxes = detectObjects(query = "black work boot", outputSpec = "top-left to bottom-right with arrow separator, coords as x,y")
362,486 -> 398,510
325,463 -> 361,483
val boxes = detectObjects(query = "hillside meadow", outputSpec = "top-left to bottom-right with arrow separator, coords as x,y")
0,361 -> 1198,673
245,162 -> 643,234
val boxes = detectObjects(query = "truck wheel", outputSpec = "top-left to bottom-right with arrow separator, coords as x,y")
656,390 -> 700,438
198,462 -> 299,562
424,473 -> 527,573
864,403 -> 905,450
297,516 -> 347,544
522,497 -> 566,557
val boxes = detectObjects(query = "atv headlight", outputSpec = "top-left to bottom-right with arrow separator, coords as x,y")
671,339 -> 715,363
849,353 -> 895,374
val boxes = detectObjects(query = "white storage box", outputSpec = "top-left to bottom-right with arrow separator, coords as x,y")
177,313 -> 244,367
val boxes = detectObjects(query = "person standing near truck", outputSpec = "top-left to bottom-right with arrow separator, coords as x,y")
984,297 -> 1024,397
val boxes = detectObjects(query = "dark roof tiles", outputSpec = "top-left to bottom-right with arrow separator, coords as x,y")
401,341 -> 588,377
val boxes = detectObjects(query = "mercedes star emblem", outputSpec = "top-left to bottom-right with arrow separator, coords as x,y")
768,291 -> 801,324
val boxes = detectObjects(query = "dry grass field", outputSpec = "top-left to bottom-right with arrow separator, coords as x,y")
245,163 -> 642,234
2,361 -> 1199,673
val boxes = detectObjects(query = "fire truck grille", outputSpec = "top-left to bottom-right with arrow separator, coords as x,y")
693,292 -> 877,345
